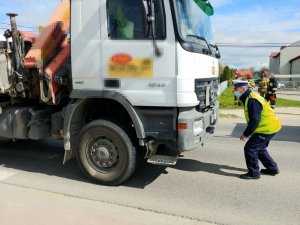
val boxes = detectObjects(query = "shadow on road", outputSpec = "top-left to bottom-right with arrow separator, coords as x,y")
0,139 -> 87,183
173,159 -> 247,177
231,124 -> 300,143
124,162 -> 168,188
0,139 -> 248,189
0,139 -> 169,188
125,158 -> 248,188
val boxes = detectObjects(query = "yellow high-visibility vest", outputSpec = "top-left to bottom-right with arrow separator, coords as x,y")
244,92 -> 281,135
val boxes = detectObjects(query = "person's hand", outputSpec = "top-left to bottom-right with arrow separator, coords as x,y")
240,135 -> 246,141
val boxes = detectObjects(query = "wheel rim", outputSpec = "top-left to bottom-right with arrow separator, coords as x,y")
87,136 -> 119,172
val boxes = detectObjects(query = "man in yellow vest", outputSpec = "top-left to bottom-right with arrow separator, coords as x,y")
233,80 -> 281,179
233,74 -> 242,105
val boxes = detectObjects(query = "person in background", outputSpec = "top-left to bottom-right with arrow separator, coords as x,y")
233,74 -> 242,106
233,80 -> 281,179
108,0 -> 135,39
265,73 -> 278,109
246,74 -> 255,90
258,71 -> 269,97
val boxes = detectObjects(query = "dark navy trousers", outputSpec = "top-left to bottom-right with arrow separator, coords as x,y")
244,133 -> 279,177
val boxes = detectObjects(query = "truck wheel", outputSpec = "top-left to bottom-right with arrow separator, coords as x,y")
76,120 -> 136,186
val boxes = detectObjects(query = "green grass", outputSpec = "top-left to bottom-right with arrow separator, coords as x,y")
218,87 -> 300,109
276,98 -> 300,107
218,87 -> 243,109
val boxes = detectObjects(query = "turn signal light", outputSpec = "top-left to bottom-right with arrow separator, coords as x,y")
178,123 -> 187,130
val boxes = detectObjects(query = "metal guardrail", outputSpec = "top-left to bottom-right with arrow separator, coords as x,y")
275,75 -> 300,90
278,81 -> 300,90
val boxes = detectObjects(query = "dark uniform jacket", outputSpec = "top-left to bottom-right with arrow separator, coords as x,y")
267,77 -> 278,95
240,89 -> 263,137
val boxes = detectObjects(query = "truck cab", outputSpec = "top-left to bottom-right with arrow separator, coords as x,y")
70,0 -> 219,150
0,0 -> 219,185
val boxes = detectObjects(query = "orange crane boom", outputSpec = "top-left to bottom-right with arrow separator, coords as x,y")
24,0 -> 70,69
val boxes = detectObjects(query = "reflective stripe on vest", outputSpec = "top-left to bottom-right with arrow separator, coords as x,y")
244,92 -> 281,135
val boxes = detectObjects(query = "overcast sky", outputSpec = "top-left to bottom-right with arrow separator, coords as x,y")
1,0 -> 300,70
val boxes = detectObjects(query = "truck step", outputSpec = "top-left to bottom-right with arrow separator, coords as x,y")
147,155 -> 178,166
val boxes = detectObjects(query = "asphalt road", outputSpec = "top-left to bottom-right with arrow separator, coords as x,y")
277,90 -> 300,101
0,108 -> 299,225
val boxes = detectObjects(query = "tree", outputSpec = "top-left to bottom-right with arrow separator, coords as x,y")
230,68 -> 236,78
223,66 -> 230,82
219,64 -> 235,83
218,62 -> 224,82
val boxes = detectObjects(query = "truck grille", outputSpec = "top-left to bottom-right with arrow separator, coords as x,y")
195,78 -> 219,111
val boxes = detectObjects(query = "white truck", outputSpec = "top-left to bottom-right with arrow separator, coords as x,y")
0,0 -> 220,185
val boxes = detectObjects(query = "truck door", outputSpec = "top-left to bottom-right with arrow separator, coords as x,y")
100,0 -> 177,107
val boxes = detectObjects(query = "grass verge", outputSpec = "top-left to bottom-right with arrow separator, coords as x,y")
218,87 -> 242,109
218,87 -> 300,109
275,98 -> 300,107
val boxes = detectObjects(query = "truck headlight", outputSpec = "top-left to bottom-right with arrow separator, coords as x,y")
193,119 -> 204,135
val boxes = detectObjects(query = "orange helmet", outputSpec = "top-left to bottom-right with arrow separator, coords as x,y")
246,73 -> 252,79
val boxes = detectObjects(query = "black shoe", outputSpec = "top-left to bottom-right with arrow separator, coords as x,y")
239,173 -> 260,180
260,169 -> 280,176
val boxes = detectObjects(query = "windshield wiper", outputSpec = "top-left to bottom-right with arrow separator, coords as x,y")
186,34 -> 212,55
209,44 -> 221,58
145,0 -> 162,57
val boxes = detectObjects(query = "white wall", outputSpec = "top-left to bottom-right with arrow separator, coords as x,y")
280,41 -> 300,74
218,81 -> 228,96
291,58 -> 300,74
269,57 -> 280,74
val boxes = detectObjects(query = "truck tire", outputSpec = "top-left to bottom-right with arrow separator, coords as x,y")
76,120 -> 136,186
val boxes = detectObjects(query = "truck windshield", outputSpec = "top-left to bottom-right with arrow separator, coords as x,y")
174,0 -> 215,46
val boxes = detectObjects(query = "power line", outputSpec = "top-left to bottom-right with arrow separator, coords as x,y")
217,45 -> 300,48
0,21 -> 11,26
216,42 -> 299,47
1,22 -> 300,48
216,42 -> 300,48
216,42 -> 291,45
0,21 -> 38,30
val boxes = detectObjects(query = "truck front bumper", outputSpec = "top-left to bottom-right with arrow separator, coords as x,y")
177,102 -> 219,151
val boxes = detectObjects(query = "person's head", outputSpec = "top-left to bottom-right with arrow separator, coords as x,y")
269,73 -> 275,78
262,70 -> 269,78
233,80 -> 249,98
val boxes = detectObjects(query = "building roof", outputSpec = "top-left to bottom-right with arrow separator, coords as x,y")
280,40 -> 300,52
235,70 -> 253,78
289,55 -> 300,63
289,40 -> 300,47
270,52 -> 280,58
